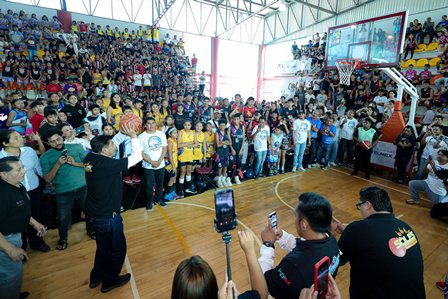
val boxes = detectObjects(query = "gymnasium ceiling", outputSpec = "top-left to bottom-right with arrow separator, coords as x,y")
7,0 -> 376,44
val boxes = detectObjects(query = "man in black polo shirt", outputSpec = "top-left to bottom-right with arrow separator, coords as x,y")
332,186 -> 425,299
252,192 -> 340,299
84,125 -> 142,293
0,157 -> 46,299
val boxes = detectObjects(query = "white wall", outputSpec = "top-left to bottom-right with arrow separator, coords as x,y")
0,0 -> 183,38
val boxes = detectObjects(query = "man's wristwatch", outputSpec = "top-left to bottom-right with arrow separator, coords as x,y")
263,241 -> 275,249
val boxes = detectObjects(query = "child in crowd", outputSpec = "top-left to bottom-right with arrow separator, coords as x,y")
164,127 -> 180,200
269,125 -> 285,176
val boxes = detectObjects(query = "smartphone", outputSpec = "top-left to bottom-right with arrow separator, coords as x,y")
61,149 -> 68,157
75,125 -> 86,135
314,256 -> 330,299
268,211 -> 277,229
214,188 -> 237,233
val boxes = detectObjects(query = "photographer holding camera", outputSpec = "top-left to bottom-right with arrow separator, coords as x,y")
407,149 -> 448,206
394,126 -> 416,183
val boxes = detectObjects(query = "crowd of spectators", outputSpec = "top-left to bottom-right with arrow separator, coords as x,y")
0,7 -> 447,299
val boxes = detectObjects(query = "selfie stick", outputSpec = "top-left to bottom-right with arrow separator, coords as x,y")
222,231 -> 235,299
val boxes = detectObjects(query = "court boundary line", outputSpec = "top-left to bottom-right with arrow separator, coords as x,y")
158,205 -> 193,255
125,254 -> 140,299
274,174 -> 302,211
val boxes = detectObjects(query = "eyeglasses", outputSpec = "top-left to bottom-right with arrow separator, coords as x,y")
355,201 -> 367,210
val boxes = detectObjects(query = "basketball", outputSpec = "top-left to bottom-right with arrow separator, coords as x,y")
359,140 -> 371,150
120,113 -> 142,133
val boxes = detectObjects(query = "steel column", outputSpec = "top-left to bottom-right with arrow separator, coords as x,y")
210,37 -> 220,100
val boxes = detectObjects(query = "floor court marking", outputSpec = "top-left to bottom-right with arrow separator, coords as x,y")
396,214 -> 404,219
158,205 -> 193,255
167,201 -> 263,246
125,254 -> 141,299
274,174 -> 302,211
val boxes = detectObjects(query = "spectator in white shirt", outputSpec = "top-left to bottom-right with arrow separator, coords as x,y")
373,89 -> 388,114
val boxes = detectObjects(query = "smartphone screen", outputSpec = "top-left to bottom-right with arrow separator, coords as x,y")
61,149 -> 68,156
214,189 -> 237,233
268,211 -> 277,229
314,256 -> 330,299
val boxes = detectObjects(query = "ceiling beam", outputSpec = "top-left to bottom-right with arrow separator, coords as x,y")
293,0 -> 336,15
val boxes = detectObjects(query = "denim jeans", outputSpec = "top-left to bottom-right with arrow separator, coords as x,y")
0,233 -> 23,299
255,150 -> 267,175
316,143 -> 333,167
308,138 -> 317,164
408,180 -> 445,205
89,213 -> 127,286
416,157 -> 427,180
293,142 -> 307,168
143,168 -> 165,208
329,140 -> 339,164
55,186 -> 93,240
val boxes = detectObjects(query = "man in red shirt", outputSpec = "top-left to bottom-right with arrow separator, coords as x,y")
419,64 -> 432,83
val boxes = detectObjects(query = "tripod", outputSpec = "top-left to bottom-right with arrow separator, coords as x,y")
222,231 -> 236,299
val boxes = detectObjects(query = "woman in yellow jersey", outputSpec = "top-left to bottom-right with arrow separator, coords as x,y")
177,120 -> 198,197
153,26 -> 160,43
205,122 -> 215,168
164,127 -> 181,200
145,26 -> 152,43
148,102 -> 167,130
193,122 -> 207,165
106,93 -> 123,131
102,89 -> 111,109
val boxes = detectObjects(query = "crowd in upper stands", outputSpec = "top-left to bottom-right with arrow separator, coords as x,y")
0,6 -> 447,298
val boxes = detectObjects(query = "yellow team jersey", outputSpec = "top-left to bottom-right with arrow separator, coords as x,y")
153,28 -> 159,40
132,108 -> 143,119
205,132 -> 215,158
111,107 -> 123,131
71,25 -> 79,32
131,33 -> 137,40
145,29 -> 152,39
123,32 -> 130,39
137,29 -> 144,37
165,138 -> 178,171
102,97 -> 111,109
115,31 -> 121,38
149,111 -> 164,130
97,29 -> 104,36
106,29 -> 113,36
178,129 -> 195,162
193,131 -> 205,161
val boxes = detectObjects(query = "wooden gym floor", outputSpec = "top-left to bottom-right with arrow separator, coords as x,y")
23,167 -> 448,299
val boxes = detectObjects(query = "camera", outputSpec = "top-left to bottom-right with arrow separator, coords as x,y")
214,189 -> 237,233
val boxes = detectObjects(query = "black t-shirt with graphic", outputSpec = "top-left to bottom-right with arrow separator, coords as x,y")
338,213 -> 425,299
264,235 -> 340,299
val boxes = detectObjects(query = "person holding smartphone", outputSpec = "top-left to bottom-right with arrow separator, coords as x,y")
242,192 -> 340,299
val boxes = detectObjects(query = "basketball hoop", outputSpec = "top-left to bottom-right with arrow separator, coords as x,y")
336,59 -> 361,86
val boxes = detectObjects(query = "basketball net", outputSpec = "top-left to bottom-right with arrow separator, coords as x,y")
336,59 -> 360,86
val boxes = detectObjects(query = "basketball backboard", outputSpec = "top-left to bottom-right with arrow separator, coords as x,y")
325,11 -> 408,69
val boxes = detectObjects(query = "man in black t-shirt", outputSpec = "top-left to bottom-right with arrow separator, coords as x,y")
243,192 -> 340,299
84,125 -> 142,293
332,187 -> 425,299
394,126 -> 417,183
0,157 -> 46,299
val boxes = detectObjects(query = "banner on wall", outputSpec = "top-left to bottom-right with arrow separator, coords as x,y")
371,141 -> 397,169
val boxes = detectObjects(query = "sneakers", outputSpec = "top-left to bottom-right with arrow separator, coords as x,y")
307,165 -> 312,169
234,176 -> 241,185
146,202 -> 153,212
292,167 -> 297,172
312,163 -> 320,167
322,166 -> 328,171
330,162 -> 337,166
406,199 -> 420,205
185,187 -> 198,194
131,175 -> 141,184
299,167 -> 306,172
225,177 -> 232,186
123,176 -> 133,185
164,191 -> 176,201
158,200 -> 167,207
177,189 -> 185,198
101,273 -> 131,293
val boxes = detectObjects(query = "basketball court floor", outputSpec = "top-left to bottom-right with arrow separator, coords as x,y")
22,167 -> 447,299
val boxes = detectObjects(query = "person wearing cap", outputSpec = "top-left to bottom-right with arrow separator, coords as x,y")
407,149 -> 448,206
